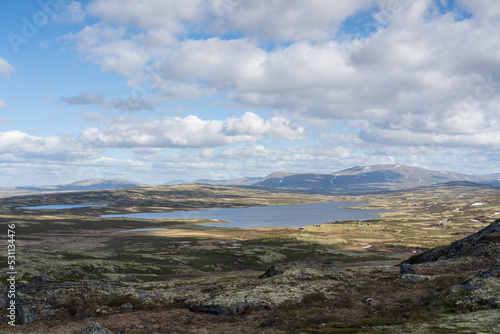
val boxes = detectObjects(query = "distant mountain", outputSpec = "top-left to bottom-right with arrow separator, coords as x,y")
475,173 -> 500,186
3,165 -> 498,198
196,164 -> 496,194
162,179 -> 188,185
18,179 -> 144,192
254,165 -> 483,193
194,177 -> 262,186
0,178 -> 144,198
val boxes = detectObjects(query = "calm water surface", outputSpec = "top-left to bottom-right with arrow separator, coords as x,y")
118,228 -> 165,233
103,201 -> 391,228
20,203 -> 107,210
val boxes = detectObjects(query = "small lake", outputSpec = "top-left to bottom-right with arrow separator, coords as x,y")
20,203 -> 107,210
102,201 -> 391,228
118,228 -> 165,233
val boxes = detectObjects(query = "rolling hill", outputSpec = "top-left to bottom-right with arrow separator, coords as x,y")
201,164 -> 498,193
0,179 -> 145,197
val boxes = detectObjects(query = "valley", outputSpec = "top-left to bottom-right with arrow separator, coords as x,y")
0,182 -> 499,333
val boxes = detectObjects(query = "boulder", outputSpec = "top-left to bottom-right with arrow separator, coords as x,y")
34,274 -> 56,282
260,261 -> 342,280
363,297 -> 377,306
479,264 -> 500,279
400,263 -> 416,275
401,274 -> 427,282
120,302 -> 134,309
79,322 -> 113,334
15,303 -> 36,325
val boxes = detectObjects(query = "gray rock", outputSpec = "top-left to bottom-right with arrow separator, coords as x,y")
0,295 -> 6,308
401,274 -> 427,282
363,297 -> 377,305
34,274 -> 56,282
400,263 -> 416,275
15,304 -> 36,325
190,301 -> 267,315
487,297 -> 500,308
79,322 -> 113,334
260,261 -> 342,279
373,326 -> 389,331
120,303 -> 134,309
479,264 -> 500,279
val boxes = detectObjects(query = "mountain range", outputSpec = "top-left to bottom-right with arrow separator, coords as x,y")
196,164 -> 500,193
1,165 -> 499,197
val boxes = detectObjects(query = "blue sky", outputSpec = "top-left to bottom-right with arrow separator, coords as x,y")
0,0 -> 499,187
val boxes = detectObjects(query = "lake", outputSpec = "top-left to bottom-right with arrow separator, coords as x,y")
102,201 -> 390,228
20,203 -> 107,210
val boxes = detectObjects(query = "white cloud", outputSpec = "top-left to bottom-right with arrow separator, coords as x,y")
65,24 -> 151,76
131,3 -> 499,129
0,99 -> 7,108
72,0 -> 373,41
0,57 -> 15,79
0,131 -> 75,160
209,0 -> 374,41
146,143 -> 362,182
52,1 -> 86,23
80,112 -> 305,149
86,0 -> 204,32
46,0 -> 500,181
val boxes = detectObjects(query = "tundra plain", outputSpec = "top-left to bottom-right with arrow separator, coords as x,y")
1,183 -> 499,333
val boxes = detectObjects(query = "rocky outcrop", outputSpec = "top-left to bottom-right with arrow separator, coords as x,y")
399,220 -> 500,312
449,263 -> 500,309
186,262 -> 343,316
260,261 -> 343,280
79,322 -> 113,334
12,279 -> 133,324
479,264 -> 500,279
400,263 -> 416,275
404,219 -> 500,265
400,274 -> 428,282
189,301 -> 267,315
8,262 -> 344,324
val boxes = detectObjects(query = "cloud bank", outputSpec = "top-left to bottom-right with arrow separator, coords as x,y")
3,0 -> 500,185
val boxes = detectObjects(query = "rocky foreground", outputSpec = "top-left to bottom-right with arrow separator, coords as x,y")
2,220 -> 500,333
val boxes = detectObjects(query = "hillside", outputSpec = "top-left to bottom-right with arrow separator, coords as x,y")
0,179 -> 144,198
53,178 -> 144,191
255,164 -> 488,193
195,165 -> 496,193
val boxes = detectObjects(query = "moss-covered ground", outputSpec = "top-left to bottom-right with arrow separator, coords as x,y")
0,183 -> 499,333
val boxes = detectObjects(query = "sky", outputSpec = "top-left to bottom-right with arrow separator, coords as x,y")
0,0 -> 499,187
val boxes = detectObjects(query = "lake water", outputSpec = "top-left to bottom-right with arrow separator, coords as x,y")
102,201 -> 390,228
20,203 -> 107,210
118,228 -> 165,233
